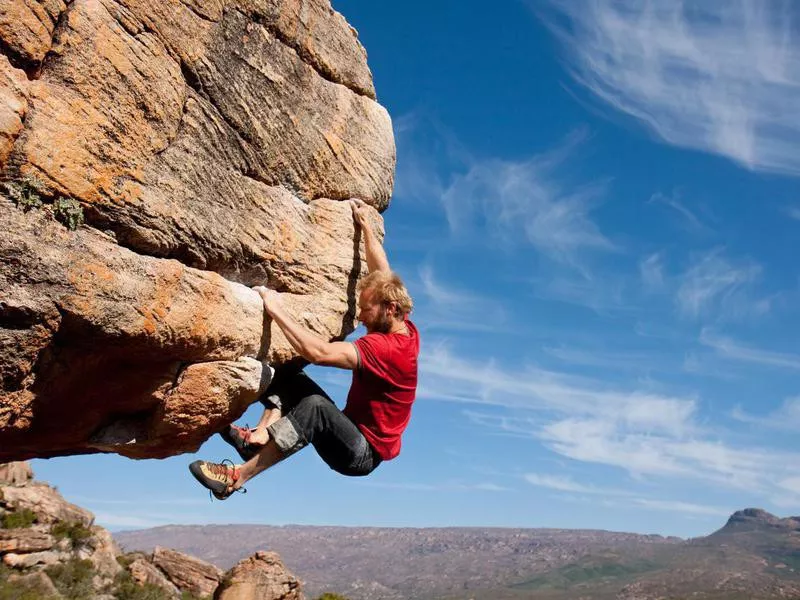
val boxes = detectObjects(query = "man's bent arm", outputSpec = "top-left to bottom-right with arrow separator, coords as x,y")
352,200 -> 390,273
266,295 -> 359,370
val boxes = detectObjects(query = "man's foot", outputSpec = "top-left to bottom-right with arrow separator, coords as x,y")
188,459 -> 243,500
219,424 -> 261,461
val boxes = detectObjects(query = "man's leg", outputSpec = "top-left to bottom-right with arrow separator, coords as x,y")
220,369 -> 313,453
234,438 -> 285,489
235,393 -> 381,488
247,404 -> 281,446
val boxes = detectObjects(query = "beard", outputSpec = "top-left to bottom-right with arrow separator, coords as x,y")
367,307 -> 393,334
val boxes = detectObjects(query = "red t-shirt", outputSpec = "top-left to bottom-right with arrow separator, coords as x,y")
343,320 -> 420,461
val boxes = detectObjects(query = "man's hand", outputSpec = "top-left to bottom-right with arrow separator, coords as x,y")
350,199 -> 371,231
252,285 -> 281,316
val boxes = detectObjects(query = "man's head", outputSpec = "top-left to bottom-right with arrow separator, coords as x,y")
357,271 -> 413,334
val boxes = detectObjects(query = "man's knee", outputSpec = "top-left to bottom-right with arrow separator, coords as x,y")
300,394 -> 334,415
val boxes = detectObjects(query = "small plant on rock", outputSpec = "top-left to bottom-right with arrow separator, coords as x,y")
51,520 -> 93,547
51,197 -> 84,230
1,508 -> 37,529
4,175 -> 45,211
4,174 -> 85,231
112,570 -> 173,600
45,558 -> 94,599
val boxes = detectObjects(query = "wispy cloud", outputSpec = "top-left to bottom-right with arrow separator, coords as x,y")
788,207 -> 800,221
441,130 -> 615,266
416,264 -> 507,332
421,344 -> 698,437
540,0 -> 800,175
650,191 -> 707,232
94,510 -> 204,530
630,498 -> 731,517
524,472 -> 630,496
534,272 -> 631,313
732,396 -> 800,431
700,329 -> 800,369
423,345 -> 800,497
676,249 -> 765,319
542,344 -> 668,373
361,481 -> 510,493
394,114 -> 615,268
640,252 -> 666,292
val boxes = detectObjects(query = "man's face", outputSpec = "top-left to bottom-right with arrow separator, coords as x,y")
358,288 -> 392,333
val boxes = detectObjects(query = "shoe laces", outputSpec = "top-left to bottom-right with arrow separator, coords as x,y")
208,459 -> 247,501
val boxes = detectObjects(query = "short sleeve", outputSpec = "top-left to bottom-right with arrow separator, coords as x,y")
354,333 -> 392,379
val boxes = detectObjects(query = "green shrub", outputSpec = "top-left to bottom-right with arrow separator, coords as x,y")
45,558 -> 94,599
315,594 -> 351,600
113,571 -> 173,600
51,197 -> 84,230
51,521 -> 93,547
116,553 -> 138,569
5,176 -> 44,211
5,175 -> 84,231
1,509 -> 37,529
0,577 -> 59,600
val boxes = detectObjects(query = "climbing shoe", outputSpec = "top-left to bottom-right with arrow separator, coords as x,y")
188,459 -> 245,501
219,424 -> 260,461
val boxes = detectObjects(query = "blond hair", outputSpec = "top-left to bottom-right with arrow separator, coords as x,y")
358,271 -> 413,317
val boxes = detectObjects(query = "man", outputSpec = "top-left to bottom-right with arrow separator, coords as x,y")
189,200 -> 420,500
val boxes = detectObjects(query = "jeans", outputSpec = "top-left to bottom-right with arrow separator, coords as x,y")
262,370 -> 381,476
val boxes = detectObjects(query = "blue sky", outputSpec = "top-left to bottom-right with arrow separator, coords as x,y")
34,0 -> 800,539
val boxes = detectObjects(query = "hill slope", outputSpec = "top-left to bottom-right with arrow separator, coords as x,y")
116,509 -> 800,600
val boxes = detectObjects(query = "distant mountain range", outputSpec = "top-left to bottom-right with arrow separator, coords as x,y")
115,508 -> 800,600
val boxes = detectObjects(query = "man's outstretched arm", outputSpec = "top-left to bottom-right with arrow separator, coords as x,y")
254,287 -> 358,370
351,199 -> 390,274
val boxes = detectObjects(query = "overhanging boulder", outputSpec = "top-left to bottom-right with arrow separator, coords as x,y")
0,0 -> 395,460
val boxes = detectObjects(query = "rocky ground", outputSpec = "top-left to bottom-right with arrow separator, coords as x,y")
0,461 -> 302,599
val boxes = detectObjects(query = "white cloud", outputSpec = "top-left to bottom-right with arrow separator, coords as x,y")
542,344 -> 665,372
676,249 -> 764,319
535,273 -> 630,313
524,472 -> 629,496
421,344 -> 698,437
93,510 -> 201,530
416,264 -> 507,332
640,252 -> 666,291
777,476 -> 800,495
424,346 -> 800,497
361,481 -> 510,493
789,207 -> 800,221
631,498 -> 731,517
650,192 -> 706,231
523,473 -> 729,516
701,330 -> 800,369
732,396 -> 800,431
440,130 -> 615,266
541,0 -> 800,174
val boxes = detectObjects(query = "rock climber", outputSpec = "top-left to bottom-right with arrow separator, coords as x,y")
189,199 -> 420,499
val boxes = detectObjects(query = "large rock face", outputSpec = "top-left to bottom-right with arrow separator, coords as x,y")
0,0 -> 395,460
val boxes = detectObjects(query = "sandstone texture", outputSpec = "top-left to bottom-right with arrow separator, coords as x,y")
152,545 -> 224,597
215,551 -> 302,600
0,0 -> 395,461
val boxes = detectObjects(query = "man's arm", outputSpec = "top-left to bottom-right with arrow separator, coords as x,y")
254,287 -> 359,370
351,200 -> 390,273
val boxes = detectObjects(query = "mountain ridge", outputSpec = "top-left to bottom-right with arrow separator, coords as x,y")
116,508 -> 800,600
